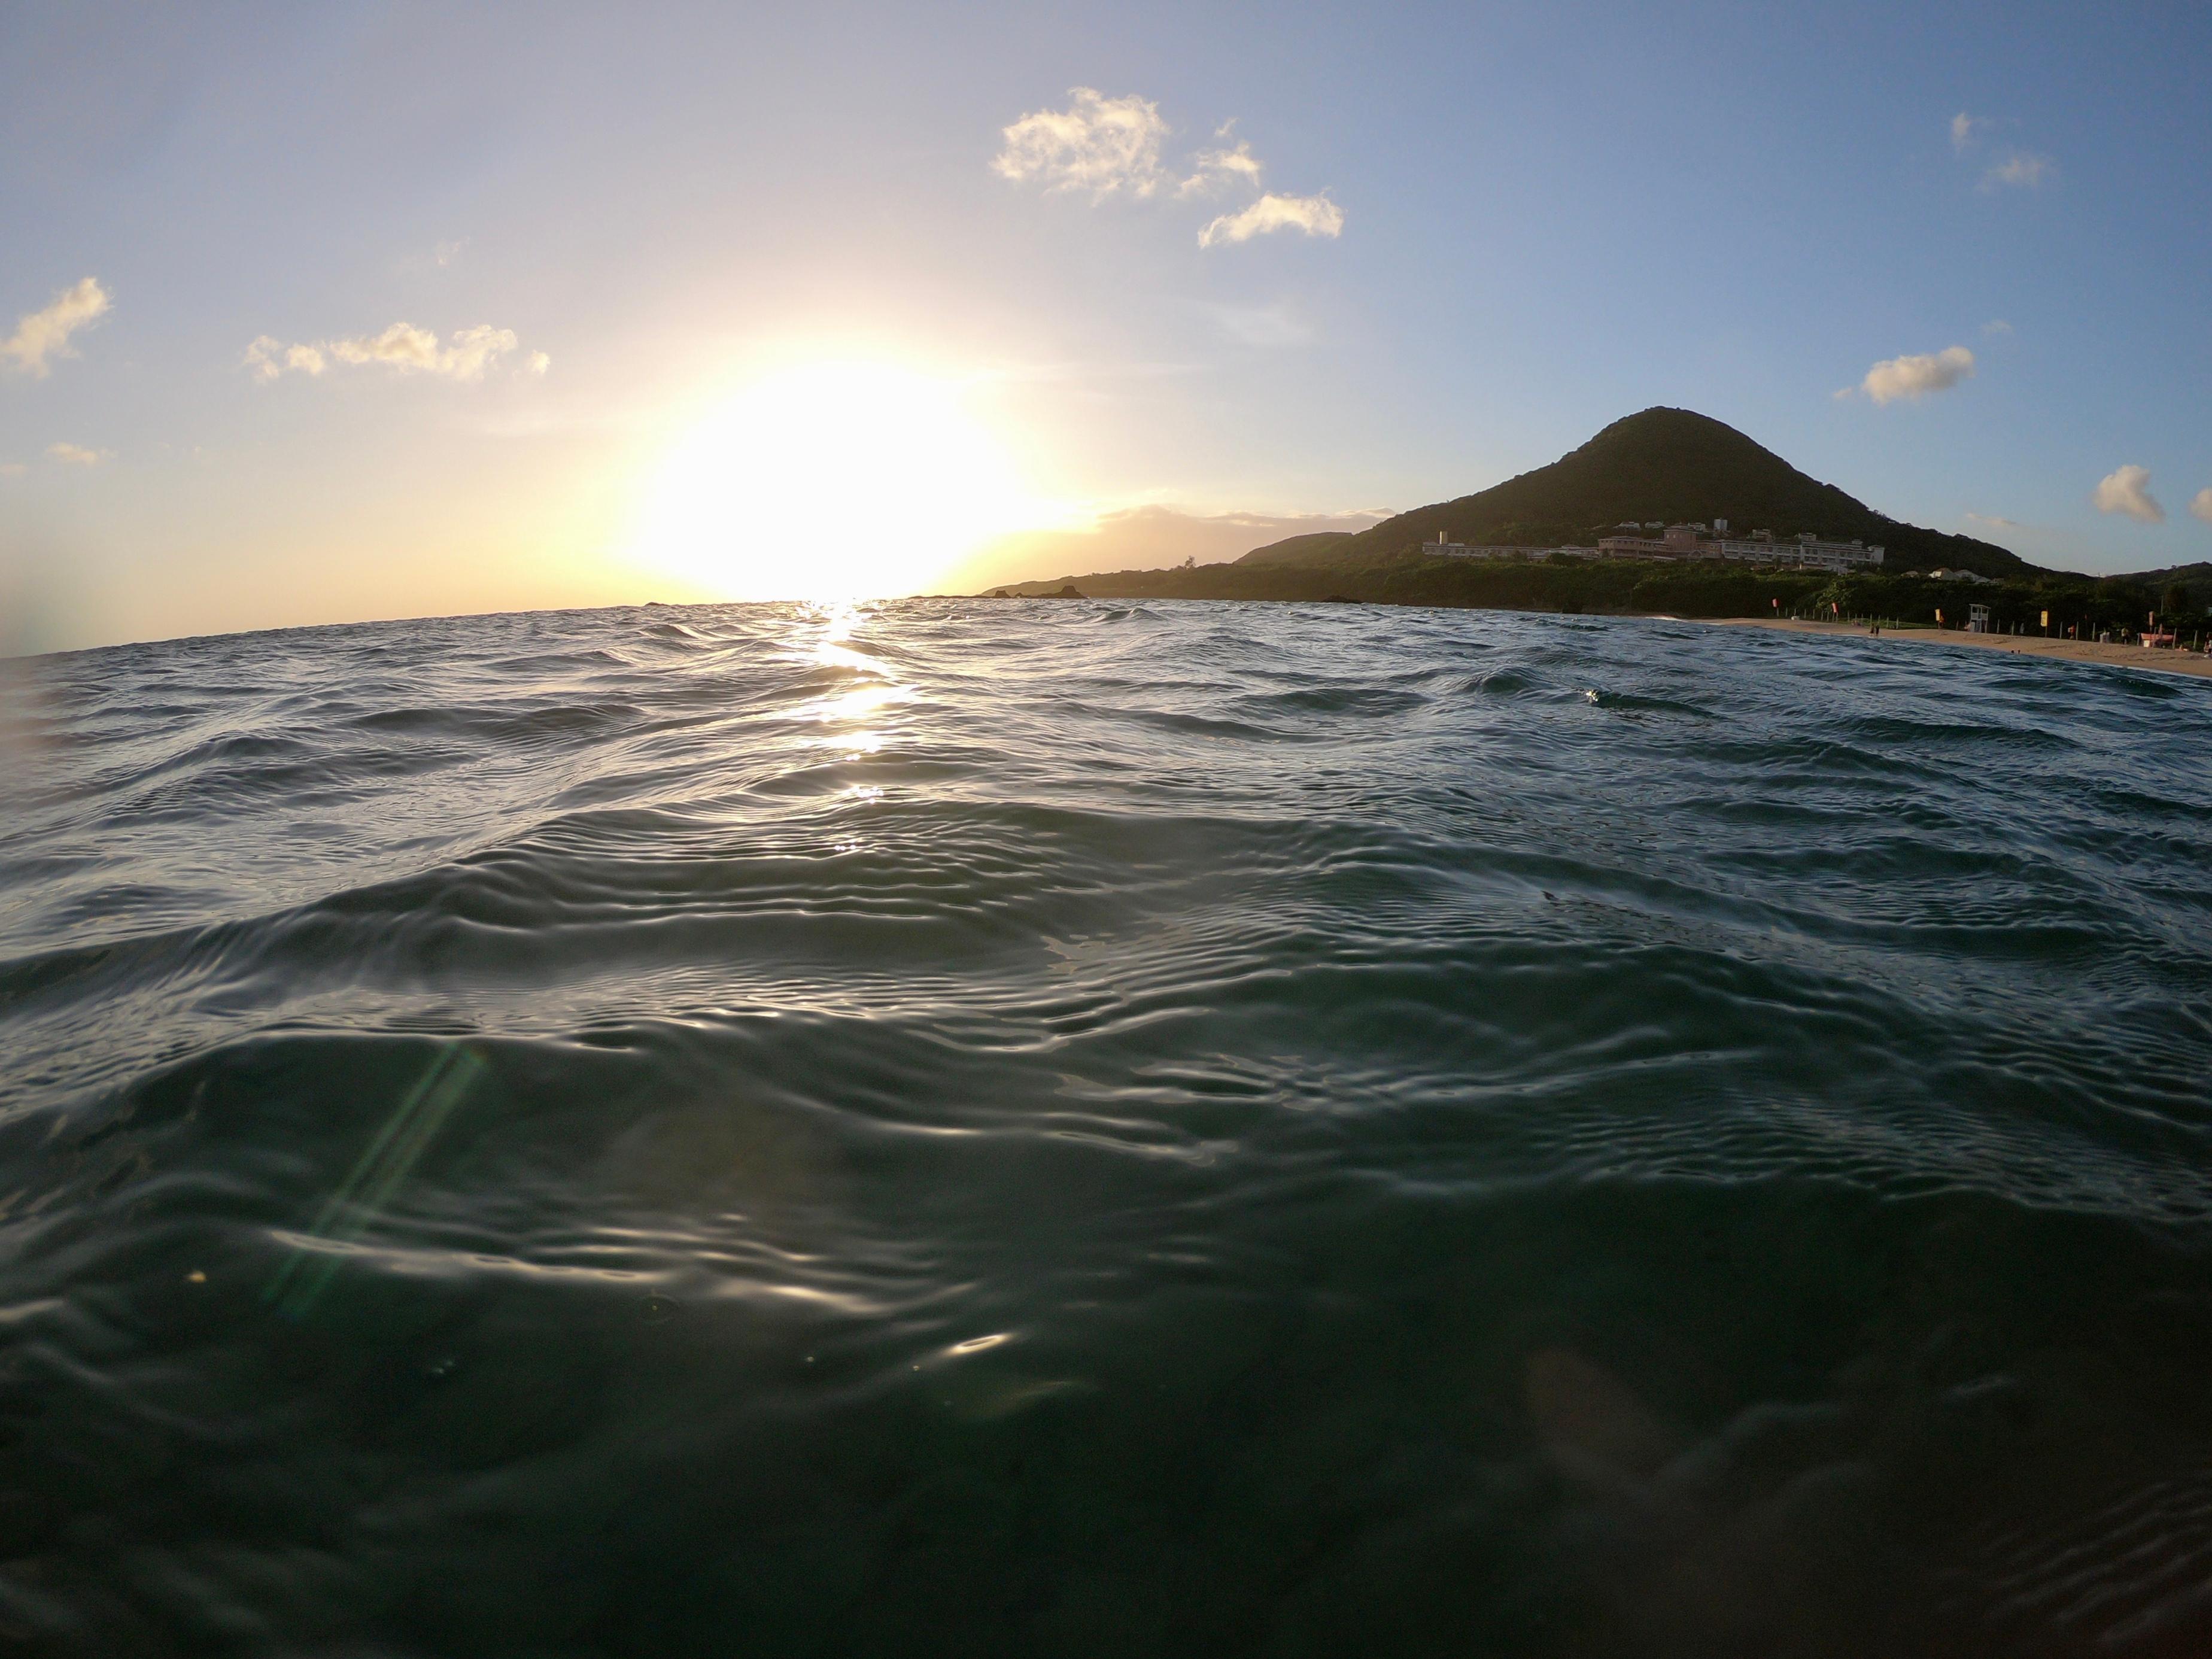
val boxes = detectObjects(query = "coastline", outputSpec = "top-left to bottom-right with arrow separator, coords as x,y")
1703,616 -> 2212,680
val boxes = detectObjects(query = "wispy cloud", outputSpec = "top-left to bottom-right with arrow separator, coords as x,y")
247,322 -> 531,383
1178,123 -> 1264,196
2094,464 -> 2163,524
1950,114 -> 2054,190
1963,512 -> 2024,530
2190,488 -> 2212,526
244,337 -> 327,379
993,89 -> 1171,200
1984,151 -> 2053,190
1850,345 -> 1975,405
996,93 -> 1342,247
1208,300 -> 1314,346
1982,318 -> 2013,336
958,502 -> 1391,590
0,462 -> 26,478
2,277 -> 111,378
46,441 -> 105,466
434,239 -> 467,267
1199,192 -> 1344,248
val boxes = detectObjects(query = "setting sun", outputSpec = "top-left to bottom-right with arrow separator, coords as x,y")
628,360 -> 1040,600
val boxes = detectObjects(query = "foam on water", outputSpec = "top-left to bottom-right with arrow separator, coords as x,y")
2,599 -> 2210,1655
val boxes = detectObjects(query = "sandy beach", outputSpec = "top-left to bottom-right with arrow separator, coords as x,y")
1706,616 -> 2212,681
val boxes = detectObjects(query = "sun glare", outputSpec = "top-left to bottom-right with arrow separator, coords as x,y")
630,361 -> 1038,600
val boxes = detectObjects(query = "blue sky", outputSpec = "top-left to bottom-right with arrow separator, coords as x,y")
5,0 -> 2210,649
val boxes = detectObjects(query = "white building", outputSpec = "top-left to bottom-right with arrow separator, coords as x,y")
1421,523 -> 1885,572
1423,533 -> 1598,561
1594,525 -> 1884,571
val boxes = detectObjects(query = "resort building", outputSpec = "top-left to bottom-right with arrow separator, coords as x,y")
1424,536 -> 1600,561
1422,522 -> 1884,571
1594,525 -> 1885,572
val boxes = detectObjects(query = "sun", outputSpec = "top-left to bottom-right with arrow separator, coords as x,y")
630,360 -> 1037,601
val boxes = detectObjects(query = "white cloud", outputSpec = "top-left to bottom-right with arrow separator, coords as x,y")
434,239 -> 467,267
995,96 -> 1345,245
1198,191 -> 1344,248
244,336 -> 327,381
527,350 -> 551,375
1856,345 -> 1975,404
1950,116 -> 2055,189
1963,512 -> 2024,530
2,277 -> 111,378
2190,488 -> 2212,526
993,89 -> 1171,200
1178,136 -> 1263,196
2094,464 -> 2163,524
1982,318 -> 2013,335
247,321 -> 525,383
46,441 -> 104,466
1985,151 -> 2053,189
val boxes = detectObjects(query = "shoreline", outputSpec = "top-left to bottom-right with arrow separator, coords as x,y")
1701,616 -> 2212,680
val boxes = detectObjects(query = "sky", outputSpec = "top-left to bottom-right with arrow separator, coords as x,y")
5,0 -> 2210,652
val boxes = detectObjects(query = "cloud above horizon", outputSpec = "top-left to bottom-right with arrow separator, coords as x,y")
993,89 -> 1172,199
1985,151 -> 2053,189
1208,300 -> 1314,346
1178,124 -> 1265,196
996,90 -> 1341,248
956,501 -> 1392,591
1852,345 -> 1975,404
2093,464 -> 2163,523
1948,114 -> 2054,190
246,323 -> 537,383
47,441 -> 105,466
2,277 -> 111,378
1199,192 -> 1344,247
2190,488 -> 2212,525
1962,511 -> 2025,531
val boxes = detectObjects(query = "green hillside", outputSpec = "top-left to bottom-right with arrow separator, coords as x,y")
2116,561 -> 2212,610
1242,408 -> 2039,580
1238,530 -> 1356,567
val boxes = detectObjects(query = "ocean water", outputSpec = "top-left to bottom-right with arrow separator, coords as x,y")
3,598 -> 2211,1658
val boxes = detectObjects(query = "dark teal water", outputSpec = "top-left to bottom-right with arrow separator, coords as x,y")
4,600 -> 2211,1657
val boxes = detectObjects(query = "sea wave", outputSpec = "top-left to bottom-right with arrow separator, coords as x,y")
1,599 -> 2209,1655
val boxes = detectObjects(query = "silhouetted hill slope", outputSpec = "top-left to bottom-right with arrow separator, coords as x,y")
1290,408 -> 2038,580
2117,561 -> 2212,608
1238,531 -> 1356,567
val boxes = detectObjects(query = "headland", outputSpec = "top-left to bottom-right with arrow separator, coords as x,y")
980,409 -> 2211,664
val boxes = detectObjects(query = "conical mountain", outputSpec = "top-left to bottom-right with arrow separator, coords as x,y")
1242,408 -> 2036,579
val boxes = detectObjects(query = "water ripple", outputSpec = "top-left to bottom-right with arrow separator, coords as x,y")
2,599 -> 2210,1655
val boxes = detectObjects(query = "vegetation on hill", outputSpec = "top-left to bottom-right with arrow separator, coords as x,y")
2114,561 -> 2212,613
1238,408 -> 2037,581
1238,530 -> 1356,567
986,408 -> 2199,637
988,552 -> 2198,639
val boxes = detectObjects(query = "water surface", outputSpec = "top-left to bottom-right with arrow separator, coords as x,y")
4,600 -> 2211,1655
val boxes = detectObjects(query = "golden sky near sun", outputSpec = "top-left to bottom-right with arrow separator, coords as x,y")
628,361 -> 1058,601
